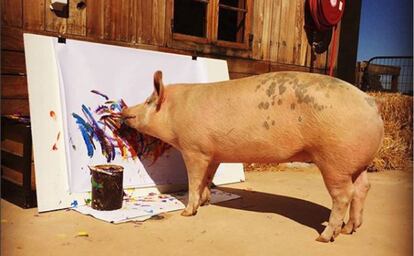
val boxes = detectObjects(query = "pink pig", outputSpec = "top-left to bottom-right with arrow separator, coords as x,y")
122,70 -> 384,242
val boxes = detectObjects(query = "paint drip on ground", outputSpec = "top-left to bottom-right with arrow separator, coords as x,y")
72,90 -> 171,163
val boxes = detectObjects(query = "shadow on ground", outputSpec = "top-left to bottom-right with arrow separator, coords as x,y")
215,187 -> 331,234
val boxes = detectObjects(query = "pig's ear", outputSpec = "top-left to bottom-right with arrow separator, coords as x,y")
153,70 -> 164,111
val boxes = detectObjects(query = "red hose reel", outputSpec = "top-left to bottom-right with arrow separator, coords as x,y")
307,0 -> 345,76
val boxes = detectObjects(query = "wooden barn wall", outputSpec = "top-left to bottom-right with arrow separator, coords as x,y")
1,0 -> 340,116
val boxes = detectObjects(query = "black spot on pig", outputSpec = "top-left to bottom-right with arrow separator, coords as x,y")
266,82 -> 277,97
263,121 -> 270,130
279,84 -> 287,95
258,102 -> 270,110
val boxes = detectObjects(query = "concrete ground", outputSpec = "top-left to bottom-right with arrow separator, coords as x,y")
1,168 -> 413,256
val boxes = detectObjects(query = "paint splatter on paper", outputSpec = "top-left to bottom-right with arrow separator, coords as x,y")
72,90 -> 170,163
52,132 -> 61,151
49,111 -> 60,151
50,111 -> 56,120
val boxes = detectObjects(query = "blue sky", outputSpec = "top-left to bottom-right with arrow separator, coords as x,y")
357,0 -> 413,61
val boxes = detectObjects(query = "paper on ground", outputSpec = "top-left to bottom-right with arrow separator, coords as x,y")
73,189 -> 240,223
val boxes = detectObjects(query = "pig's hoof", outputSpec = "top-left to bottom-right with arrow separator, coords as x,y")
315,234 -> 332,243
341,222 -> 355,235
181,208 -> 197,217
200,199 -> 210,206
316,225 -> 341,243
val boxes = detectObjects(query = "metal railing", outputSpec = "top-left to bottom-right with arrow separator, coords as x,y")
360,56 -> 413,95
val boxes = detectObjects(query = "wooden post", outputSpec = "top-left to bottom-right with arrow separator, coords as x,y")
391,74 -> 399,92
336,0 -> 362,84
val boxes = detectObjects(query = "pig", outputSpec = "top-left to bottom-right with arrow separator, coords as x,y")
122,70 -> 384,242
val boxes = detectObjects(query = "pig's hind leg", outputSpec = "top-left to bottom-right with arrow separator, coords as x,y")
341,170 -> 370,234
181,152 -> 212,216
316,163 -> 355,242
200,162 -> 220,206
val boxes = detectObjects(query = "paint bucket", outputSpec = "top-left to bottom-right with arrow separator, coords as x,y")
89,164 -> 124,211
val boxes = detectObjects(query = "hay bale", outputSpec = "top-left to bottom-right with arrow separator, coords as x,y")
244,92 -> 413,172
368,92 -> 413,171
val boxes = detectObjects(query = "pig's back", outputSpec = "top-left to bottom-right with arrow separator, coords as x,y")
167,72 -> 383,163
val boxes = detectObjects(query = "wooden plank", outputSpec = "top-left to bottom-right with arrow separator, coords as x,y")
1,139 -> 24,156
23,0 -> 46,31
269,0 -> 282,61
103,0 -> 117,40
1,151 -> 25,173
299,22 -> 311,67
128,0 -> 138,43
86,0 -> 104,39
152,0 -> 166,46
1,99 -> 30,115
104,0 -> 135,42
2,164 -> 36,191
67,0 -> 87,36
367,63 -> 401,76
277,0 -> 296,64
292,0 -> 305,65
229,72 -> 253,79
331,22 -> 341,73
1,51 -> 26,75
1,75 -> 28,99
1,26 -> 24,51
227,58 -> 269,74
260,0 -> 273,60
270,62 -> 310,72
140,0 -> 154,44
45,0 -> 67,34
1,0 -> 23,27
164,0 -> 173,46
118,0 -> 130,41
251,0 -> 264,59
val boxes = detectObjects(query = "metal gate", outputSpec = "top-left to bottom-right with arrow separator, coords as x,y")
360,56 -> 413,95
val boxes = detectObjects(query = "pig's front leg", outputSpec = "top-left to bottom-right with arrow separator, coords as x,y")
181,152 -> 212,216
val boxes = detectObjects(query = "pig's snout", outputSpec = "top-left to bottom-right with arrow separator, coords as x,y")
121,109 -> 136,126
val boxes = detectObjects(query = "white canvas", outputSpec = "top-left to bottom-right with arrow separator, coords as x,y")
24,33 -> 245,212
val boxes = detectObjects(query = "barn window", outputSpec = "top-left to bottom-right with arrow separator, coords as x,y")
173,0 -> 208,38
217,0 -> 247,43
172,0 -> 252,49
